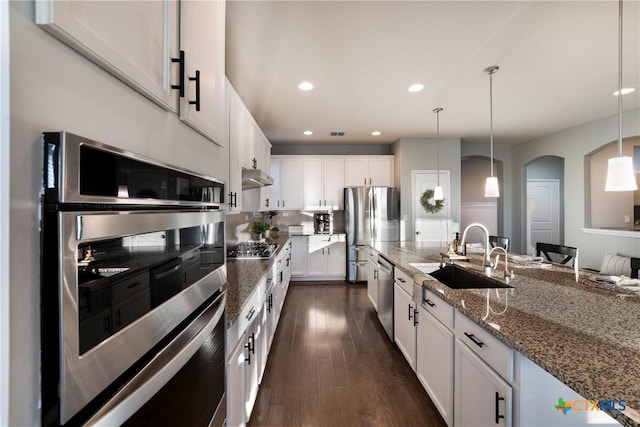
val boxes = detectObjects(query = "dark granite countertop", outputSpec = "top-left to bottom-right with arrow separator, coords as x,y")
225,235 -> 290,328
370,241 -> 640,427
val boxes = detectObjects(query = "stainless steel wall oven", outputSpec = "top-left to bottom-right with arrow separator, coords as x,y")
40,132 -> 226,426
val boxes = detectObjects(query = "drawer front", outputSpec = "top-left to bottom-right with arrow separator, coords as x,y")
455,311 -> 513,382
422,290 -> 454,330
111,271 -> 150,304
227,279 -> 265,350
394,267 -> 413,295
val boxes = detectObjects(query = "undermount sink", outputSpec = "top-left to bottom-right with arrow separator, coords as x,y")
428,265 -> 512,289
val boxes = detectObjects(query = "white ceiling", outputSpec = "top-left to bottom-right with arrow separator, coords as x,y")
226,0 -> 640,146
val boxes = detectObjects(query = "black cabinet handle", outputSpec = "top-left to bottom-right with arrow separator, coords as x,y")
425,299 -> 436,308
398,277 -> 406,283
266,198 -> 270,208
413,309 -> 419,326
408,304 -> 413,320
245,306 -> 256,321
252,158 -> 257,169
228,192 -> 237,208
104,314 -> 111,334
189,70 -> 201,111
464,332 -> 485,348
495,392 -> 505,424
127,281 -> 142,289
171,50 -> 185,97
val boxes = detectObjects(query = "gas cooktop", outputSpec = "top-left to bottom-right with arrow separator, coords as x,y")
227,241 -> 279,259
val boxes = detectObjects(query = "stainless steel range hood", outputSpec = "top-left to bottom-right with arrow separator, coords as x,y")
242,167 -> 274,189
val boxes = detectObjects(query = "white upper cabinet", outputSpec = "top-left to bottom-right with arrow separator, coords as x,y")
270,157 -> 304,210
344,157 -> 394,187
227,80 -> 243,212
178,0 -> 227,146
36,1 -> 180,111
36,0 -> 227,146
303,158 -> 345,210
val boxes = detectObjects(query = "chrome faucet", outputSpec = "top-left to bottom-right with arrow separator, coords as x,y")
458,223 -> 492,275
488,246 -> 514,283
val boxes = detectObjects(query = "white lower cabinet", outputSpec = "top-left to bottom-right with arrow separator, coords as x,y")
416,303 -> 454,426
226,331 -> 247,427
393,281 -> 417,370
291,235 -> 346,280
226,240 -> 291,427
455,340 -> 512,427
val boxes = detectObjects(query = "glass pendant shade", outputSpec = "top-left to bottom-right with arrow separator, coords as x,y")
605,156 -> 638,191
484,176 -> 500,198
433,185 -> 444,201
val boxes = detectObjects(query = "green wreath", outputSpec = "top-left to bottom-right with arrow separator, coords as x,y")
420,189 -> 444,214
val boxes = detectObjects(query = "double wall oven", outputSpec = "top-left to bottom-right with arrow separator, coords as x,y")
40,132 -> 227,426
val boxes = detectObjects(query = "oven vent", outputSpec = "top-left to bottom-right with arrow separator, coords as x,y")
330,131 -> 345,136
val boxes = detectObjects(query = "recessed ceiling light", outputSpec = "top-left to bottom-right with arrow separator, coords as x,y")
298,81 -> 314,91
613,87 -> 636,96
408,83 -> 424,93
371,131 -> 382,136
303,130 -> 313,136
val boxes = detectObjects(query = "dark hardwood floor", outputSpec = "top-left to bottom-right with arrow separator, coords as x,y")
248,281 -> 447,427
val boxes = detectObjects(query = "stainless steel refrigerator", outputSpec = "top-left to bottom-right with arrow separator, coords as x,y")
345,186 -> 400,282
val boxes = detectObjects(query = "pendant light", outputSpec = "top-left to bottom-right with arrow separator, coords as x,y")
484,65 -> 500,198
604,0 -> 638,191
433,107 -> 444,201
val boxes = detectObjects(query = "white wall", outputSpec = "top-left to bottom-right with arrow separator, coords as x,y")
393,137 -> 461,240
8,2 -> 227,425
511,108 -> 640,268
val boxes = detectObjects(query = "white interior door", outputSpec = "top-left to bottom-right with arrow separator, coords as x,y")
412,170 -> 450,243
527,179 -> 560,254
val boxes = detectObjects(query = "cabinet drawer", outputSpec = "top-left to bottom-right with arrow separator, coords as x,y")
422,290 -> 454,330
227,278 -> 265,352
394,267 -> 413,295
112,271 -> 150,304
455,311 -> 513,382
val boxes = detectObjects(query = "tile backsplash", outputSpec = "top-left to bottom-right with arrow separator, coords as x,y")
226,210 -> 346,247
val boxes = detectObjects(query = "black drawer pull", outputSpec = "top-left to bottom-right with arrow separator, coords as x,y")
495,392 -> 505,423
245,306 -> 256,321
425,299 -> 436,308
413,309 -> 419,326
170,50 -> 185,97
398,277 -> 406,283
408,304 -> 413,320
464,332 -> 485,348
189,70 -> 201,111
127,281 -> 142,289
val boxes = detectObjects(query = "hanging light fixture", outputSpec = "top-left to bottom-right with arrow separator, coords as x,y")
605,0 -> 638,191
484,65 -> 500,198
433,107 -> 444,201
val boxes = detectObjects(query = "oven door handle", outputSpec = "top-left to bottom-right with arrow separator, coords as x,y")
85,290 -> 226,426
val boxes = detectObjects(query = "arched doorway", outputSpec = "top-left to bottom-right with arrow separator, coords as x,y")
524,156 -> 565,254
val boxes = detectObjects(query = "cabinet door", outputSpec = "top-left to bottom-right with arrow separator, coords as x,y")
367,259 -> 378,310
269,157 -> 282,208
243,113 -> 257,170
226,334 -> 247,427
36,1 -> 179,111
323,158 -> 345,209
344,158 -> 369,187
393,283 -> 417,370
303,159 -> 323,210
179,0 -> 227,146
227,81 -> 243,212
368,158 -> 393,186
417,306 -> 454,426
455,340 -> 512,427
306,243 -> 326,277
245,316 -> 261,422
290,236 -> 307,278
326,241 -> 346,278
281,158 -> 304,210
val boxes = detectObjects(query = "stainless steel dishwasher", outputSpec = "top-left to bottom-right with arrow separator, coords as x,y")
377,255 -> 394,341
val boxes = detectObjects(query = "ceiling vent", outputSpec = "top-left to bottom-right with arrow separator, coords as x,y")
330,131 -> 345,136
